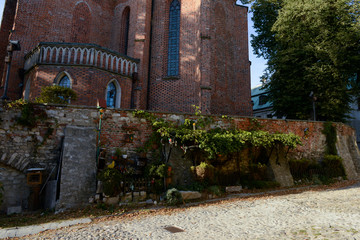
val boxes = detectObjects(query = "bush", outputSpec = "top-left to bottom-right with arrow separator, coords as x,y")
248,163 -> 268,181
36,85 -> 77,104
288,158 -> 312,180
166,188 -> 183,206
191,162 -> 216,184
322,155 -> 346,178
97,168 -> 123,197
207,185 -> 223,197
146,163 -> 168,178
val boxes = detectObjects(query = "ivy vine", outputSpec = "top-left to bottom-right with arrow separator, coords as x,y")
133,109 -> 302,159
322,121 -> 337,155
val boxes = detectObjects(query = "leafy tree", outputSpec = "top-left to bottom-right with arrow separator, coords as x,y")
243,0 -> 360,121
36,85 -> 77,105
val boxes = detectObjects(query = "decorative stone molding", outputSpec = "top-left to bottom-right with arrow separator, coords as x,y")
24,42 -> 140,77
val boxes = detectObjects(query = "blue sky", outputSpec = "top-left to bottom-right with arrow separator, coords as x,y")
0,0 -> 266,87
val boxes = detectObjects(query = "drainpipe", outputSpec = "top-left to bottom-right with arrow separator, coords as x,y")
146,0 -> 155,110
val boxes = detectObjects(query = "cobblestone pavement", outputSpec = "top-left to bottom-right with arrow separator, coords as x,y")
19,182 -> 360,240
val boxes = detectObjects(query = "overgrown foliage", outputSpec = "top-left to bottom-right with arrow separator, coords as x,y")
133,109 -> 302,160
7,99 -> 48,128
242,0 -> 360,121
322,122 -> 338,155
289,155 -> 346,184
165,188 -> 183,206
322,155 -> 346,178
36,85 -> 77,104
97,168 -> 123,197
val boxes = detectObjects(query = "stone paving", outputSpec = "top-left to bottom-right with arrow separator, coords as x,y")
7,181 -> 359,240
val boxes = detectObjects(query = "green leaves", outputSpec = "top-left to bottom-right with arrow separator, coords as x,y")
134,110 -> 302,160
251,0 -> 360,121
36,85 -> 77,105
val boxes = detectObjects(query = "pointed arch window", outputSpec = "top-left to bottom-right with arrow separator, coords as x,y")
106,80 -> 121,108
58,75 -> 71,88
167,0 -> 180,76
120,7 -> 130,55
107,82 -> 116,108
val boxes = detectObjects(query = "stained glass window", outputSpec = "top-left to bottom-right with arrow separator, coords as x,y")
59,75 -> 71,88
107,82 -> 117,108
167,0 -> 180,76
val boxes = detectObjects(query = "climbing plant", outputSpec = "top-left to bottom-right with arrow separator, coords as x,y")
322,122 -> 337,155
7,99 -> 48,129
133,108 -> 302,160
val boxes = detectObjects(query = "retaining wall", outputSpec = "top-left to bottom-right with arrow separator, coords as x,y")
0,104 -> 359,211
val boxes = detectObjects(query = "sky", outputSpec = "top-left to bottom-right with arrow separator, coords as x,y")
0,0 -> 266,88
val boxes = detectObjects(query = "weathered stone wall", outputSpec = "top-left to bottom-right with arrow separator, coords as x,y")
56,126 -> 97,210
0,164 -> 29,211
0,104 -> 359,210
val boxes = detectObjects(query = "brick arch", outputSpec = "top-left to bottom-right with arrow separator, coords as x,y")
54,71 -> 74,88
0,151 -> 31,173
71,2 -> 92,43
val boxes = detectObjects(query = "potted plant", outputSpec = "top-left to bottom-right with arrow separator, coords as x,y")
97,168 -> 123,205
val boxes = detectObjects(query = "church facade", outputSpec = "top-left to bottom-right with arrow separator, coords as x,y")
0,0 -> 252,115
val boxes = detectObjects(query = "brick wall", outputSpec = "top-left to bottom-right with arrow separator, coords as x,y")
210,1 -> 252,115
25,65 -> 133,108
148,0 -> 252,115
1,105 -> 358,174
0,0 -> 252,116
0,104 -> 359,210
0,0 -> 150,105
0,0 -> 18,86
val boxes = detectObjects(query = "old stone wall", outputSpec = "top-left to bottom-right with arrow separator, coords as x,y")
0,163 -> 29,212
56,126 -> 97,210
0,104 -> 359,211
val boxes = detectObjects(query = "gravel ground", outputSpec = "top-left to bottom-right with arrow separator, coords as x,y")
20,182 -> 360,240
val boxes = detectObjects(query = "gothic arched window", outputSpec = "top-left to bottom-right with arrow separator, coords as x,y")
120,7 -> 130,55
106,80 -> 121,108
58,75 -> 71,88
167,0 -> 180,76
107,82 -> 116,108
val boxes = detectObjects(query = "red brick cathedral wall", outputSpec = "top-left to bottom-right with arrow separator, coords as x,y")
0,0 -> 251,117
148,0 -> 252,116
0,0 -> 151,105
210,1 -> 252,116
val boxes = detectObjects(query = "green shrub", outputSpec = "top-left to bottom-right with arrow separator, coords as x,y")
192,162 -> 216,184
288,158 -> 312,180
207,185 -> 223,197
97,168 -> 123,197
7,99 -> 48,128
166,188 -> 183,206
36,85 -> 77,104
322,122 -> 337,155
248,163 -> 268,181
146,163 -> 168,178
322,155 -> 346,178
